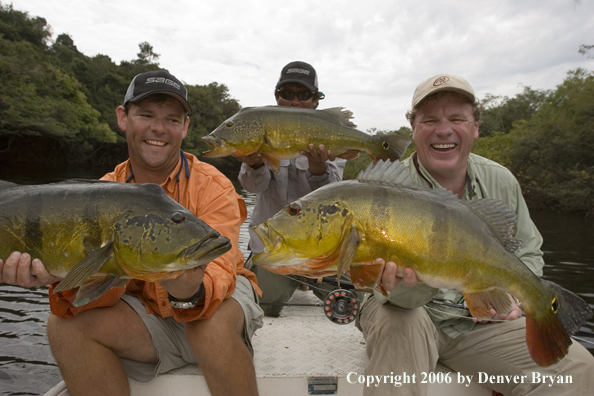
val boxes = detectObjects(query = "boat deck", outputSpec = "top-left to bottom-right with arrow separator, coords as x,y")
44,289 -> 492,395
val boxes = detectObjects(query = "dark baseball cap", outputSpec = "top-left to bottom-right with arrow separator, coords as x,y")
275,61 -> 320,93
123,70 -> 192,114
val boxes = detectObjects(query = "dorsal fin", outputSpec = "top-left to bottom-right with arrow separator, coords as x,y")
356,160 -> 455,201
465,199 -> 521,253
320,107 -> 357,128
358,160 -> 522,253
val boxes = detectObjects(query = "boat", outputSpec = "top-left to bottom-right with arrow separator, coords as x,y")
43,289 -> 492,395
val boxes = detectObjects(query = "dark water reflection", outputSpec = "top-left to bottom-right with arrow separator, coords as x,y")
0,174 -> 592,395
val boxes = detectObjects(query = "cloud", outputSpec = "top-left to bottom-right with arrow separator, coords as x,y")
10,0 -> 594,132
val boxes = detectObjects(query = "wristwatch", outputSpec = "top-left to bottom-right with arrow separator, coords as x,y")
168,284 -> 204,309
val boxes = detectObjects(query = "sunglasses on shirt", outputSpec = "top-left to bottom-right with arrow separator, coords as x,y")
276,89 -> 315,101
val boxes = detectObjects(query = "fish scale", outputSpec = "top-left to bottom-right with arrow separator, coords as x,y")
202,106 -> 411,173
252,160 -> 593,367
0,180 -> 231,306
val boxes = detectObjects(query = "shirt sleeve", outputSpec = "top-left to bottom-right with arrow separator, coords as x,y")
306,158 -> 346,190
48,283 -> 128,319
172,180 -> 246,321
238,162 -> 271,193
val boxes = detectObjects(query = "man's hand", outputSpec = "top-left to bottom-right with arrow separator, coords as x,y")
0,251 -> 62,288
160,265 -> 206,300
473,294 -> 523,323
235,152 -> 265,169
300,144 -> 335,175
375,258 -> 418,292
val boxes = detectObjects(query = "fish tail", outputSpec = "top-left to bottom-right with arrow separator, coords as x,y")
371,134 -> 411,161
524,280 -> 592,367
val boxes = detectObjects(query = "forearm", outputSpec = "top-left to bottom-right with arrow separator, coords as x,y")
238,162 -> 271,193
307,159 -> 345,190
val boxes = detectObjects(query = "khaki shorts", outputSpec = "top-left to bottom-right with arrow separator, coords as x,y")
119,275 -> 263,382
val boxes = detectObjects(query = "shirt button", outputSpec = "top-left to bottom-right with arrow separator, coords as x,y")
162,301 -> 167,307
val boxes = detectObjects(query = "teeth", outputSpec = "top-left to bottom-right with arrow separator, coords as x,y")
432,143 -> 455,149
147,140 -> 166,146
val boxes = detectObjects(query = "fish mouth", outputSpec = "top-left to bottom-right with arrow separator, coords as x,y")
180,235 -> 232,267
201,135 -> 231,157
252,222 -> 281,252
252,223 -> 306,269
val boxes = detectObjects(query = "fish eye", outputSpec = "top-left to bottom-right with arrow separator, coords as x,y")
226,121 -> 234,128
288,202 -> 301,216
171,212 -> 185,224
551,296 -> 559,313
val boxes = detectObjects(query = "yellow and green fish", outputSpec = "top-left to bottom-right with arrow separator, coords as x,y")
0,180 -> 231,306
252,160 -> 592,367
201,106 -> 410,173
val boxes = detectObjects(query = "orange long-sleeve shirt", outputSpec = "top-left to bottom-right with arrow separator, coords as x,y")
49,152 -> 260,322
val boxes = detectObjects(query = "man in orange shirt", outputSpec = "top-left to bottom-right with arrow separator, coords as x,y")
0,71 -> 264,396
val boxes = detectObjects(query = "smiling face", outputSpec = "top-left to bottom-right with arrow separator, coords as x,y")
116,95 -> 189,182
411,92 -> 479,185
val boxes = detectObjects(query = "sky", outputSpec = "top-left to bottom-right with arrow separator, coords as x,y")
8,0 -> 594,132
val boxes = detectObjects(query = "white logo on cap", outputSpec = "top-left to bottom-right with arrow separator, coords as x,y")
287,68 -> 310,75
433,76 -> 450,87
146,77 -> 181,90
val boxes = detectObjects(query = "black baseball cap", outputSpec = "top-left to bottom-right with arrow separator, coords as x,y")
123,70 -> 192,114
275,61 -> 320,93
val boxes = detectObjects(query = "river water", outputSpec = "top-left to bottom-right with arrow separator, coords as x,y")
0,172 -> 593,395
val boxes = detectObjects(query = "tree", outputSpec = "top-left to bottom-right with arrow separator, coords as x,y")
135,41 -> 160,66
0,3 -> 51,48
480,86 -> 548,137
475,69 -> 594,214
579,44 -> 593,58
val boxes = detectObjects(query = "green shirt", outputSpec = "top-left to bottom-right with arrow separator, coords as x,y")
372,153 -> 545,338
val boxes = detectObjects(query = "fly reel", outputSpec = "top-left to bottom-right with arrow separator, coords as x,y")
323,289 -> 360,325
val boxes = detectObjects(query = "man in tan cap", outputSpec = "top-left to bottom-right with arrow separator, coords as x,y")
357,74 -> 594,395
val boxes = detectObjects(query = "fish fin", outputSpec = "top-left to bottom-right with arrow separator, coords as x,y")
372,134 -> 411,161
462,289 -> 512,321
357,159 -> 417,188
320,107 -> 357,128
349,261 -> 385,294
523,279 -> 592,367
357,160 -> 461,202
525,313 -> 570,367
541,279 -> 593,336
336,150 -> 360,160
465,199 -> 521,253
53,240 -> 114,293
337,225 -> 360,279
72,275 -> 127,307
261,153 -> 281,173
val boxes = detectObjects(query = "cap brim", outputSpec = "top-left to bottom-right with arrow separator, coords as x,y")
413,87 -> 475,109
126,91 -> 192,114
276,79 -> 318,93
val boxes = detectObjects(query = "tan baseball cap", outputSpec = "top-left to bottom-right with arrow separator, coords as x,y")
411,74 -> 475,109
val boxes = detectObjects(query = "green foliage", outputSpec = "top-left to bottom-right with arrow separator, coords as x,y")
183,82 -> 242,175
0,3 -> 50,48
579,44 -> 593,58
474,69 -> 594,214
0,36 -> 115,146
472,130 -> 515,168
480,86 -> 548,137
0,3 -> 240,172
505,69 -> 594,215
